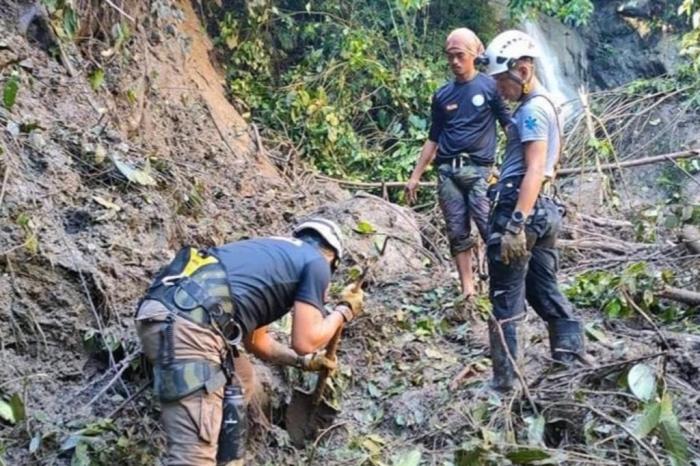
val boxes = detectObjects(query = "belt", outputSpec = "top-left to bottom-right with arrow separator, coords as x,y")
440,152 -> 492,169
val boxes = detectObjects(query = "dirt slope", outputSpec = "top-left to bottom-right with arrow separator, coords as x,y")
1,1 -> 699,465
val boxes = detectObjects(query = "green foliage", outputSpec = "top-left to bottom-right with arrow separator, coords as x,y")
217,1 -> 497,183
41,0 -> 79,39
565,262 -> 678,320
679,0 -> 700,72
508,0 -> 594,26
2,73 -> 20,110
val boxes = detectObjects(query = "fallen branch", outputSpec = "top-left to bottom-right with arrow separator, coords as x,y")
557,148 -> 699,176
558,238 -> 650,255
658,286 -> 700,306
577,213 -> 633,229
314,149 -> 699,189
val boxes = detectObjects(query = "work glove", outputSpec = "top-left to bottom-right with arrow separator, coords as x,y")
299,350 -> 337,372
338,283 -> 364,320
500,228 -> 528,265
404,178 -> 420,205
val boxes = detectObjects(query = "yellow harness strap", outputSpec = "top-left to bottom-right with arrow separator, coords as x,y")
181,248 -> 219,277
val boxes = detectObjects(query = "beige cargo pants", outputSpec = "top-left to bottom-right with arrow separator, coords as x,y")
136,300 -> 255,466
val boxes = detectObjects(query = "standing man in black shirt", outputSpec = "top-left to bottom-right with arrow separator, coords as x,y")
135,218 -> 364,465
406,28 -> 510,301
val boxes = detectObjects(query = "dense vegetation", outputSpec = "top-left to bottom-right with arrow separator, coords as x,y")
213,0 -> 699,185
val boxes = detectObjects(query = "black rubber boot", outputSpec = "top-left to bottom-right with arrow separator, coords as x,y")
488,319 -> 518,392
548,318 -> 587,365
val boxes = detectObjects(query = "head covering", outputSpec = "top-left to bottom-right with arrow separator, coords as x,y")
445,28 -> 484,57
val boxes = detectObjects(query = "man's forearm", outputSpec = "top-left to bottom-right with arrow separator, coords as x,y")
409,141 -> 438,181
254,336 -> 301,367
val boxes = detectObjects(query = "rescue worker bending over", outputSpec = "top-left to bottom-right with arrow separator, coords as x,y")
406,28 -> 511,300
135,218 -> 364,465
482,31 -> 592,391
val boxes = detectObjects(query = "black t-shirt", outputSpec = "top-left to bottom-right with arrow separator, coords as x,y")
428,73 -> 510,165
209,238 -> 330,335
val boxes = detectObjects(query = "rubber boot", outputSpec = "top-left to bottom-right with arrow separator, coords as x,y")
548,318 -> 588,365
488,319 -> 518,392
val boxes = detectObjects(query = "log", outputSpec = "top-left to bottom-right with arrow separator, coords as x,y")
658,286 -> 700,306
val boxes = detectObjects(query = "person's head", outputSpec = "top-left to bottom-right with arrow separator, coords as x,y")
483,30 -> 540,102
292,218 -> 344,271
445,28 -> 484,81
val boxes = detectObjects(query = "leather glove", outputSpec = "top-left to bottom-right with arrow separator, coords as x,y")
338,283 -> 364,319
500,227 -> 528,265
299,350 -> 337,372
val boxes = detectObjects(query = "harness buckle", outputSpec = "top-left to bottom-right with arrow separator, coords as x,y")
161,273 -> 186,286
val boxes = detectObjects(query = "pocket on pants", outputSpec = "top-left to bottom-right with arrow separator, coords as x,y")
181,390 -> 224,445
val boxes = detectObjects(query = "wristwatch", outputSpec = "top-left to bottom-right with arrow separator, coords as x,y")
505,211 -> 525,235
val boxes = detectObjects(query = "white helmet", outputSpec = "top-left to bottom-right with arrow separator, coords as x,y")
483,30 -> 541,76
293,217 -> 344,268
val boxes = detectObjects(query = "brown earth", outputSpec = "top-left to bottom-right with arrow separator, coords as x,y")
1,1 -> 699,465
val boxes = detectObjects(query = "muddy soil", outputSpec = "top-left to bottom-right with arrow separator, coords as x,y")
1,1 -> 699,465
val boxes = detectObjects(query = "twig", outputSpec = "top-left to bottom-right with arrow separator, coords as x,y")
574,402 -> 664,466
0,162 -> 9,208
104,0 -> 136,23
622,291 -> 670,349
107,381 -> 150,419
86,352 -> 138,407
309,422 -> 349,465
487,311 -> 539,415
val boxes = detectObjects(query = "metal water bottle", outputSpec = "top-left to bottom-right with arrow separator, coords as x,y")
216,383 -> 246,463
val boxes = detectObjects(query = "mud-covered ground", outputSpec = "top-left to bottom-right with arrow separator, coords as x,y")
1,1 -> 699,465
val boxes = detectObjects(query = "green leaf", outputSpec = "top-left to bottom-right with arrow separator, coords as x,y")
71,442 -> 90,466
392,449 -> 422,466
88,68 -> 105,91
603,298 -> 622,318
629,402 -> 661,438
505,447 -> 552,464
526,415 -> 545,445
9,394 -> 25,423
3,74 -> 20,110
63,8 -> 79,39
658,393 -> 690,466
0,400 -> 15,424
627,363 -> 657,402
354,220 -> 376,234
455,445 -> 487,466
584,322 -> 610,345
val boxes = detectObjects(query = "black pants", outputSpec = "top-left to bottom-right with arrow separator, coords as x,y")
487,185 -> 574,323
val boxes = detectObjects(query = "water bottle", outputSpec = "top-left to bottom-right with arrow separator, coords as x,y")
216,384 -> 246,463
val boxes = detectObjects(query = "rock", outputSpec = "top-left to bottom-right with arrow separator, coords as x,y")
304,195 -> 426,282
28,131 -> 45,149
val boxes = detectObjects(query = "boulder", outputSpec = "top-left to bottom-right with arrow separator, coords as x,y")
302,194 -> 427,282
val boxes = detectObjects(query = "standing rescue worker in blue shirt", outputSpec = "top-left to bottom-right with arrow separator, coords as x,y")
135,218 -> 364,465
406,28 -> 511,300
481,31 -> 593,392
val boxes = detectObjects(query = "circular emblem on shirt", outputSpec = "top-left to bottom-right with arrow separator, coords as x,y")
472,94 -> 485,107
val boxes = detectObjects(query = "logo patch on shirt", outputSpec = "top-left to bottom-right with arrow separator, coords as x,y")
472,94 -> 485,107
446,103 -> 458,111
524,116 -> 538,131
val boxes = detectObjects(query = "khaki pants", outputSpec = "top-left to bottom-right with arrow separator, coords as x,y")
136,300 -> 255,466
